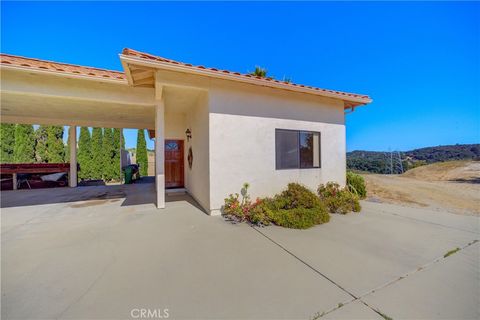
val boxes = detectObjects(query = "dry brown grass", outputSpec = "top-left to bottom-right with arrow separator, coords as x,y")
402,160 -> 480,182
362,161 -> 480,215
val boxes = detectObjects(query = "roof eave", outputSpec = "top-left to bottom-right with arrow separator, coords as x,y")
119,54 -> 372,107
0,64 -> 128,85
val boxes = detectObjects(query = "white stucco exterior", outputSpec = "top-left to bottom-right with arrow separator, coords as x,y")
207,82 -> 346,214
184,92 -> 210,211
1,49 -> 370,214
158,79 -> 348,215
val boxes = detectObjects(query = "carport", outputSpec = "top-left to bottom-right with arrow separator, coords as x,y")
0,53 -> 168,207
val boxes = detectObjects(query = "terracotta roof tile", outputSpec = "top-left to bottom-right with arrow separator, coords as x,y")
0,53 -> 126,81
121,48 -> 371,101
1,50 -> 371,105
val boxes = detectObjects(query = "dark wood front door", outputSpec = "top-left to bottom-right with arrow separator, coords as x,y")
165,140 -> 184,188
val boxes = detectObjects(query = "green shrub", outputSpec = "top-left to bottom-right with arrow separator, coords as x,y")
222,182 -> 330,229
258,183 -> 329,229
249,201 -> 272,226
318,182 -> 361,214
346,171 -> 367,199
268,207 -> 329,229
279,183 -> 323,209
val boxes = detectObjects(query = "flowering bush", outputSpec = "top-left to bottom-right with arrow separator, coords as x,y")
223,183 -> 330,228
317,182 -> 361,214
223,183 -> 269,224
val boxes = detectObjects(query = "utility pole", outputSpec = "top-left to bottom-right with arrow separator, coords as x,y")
390,150 -> 393,174
397,151 -> 404,174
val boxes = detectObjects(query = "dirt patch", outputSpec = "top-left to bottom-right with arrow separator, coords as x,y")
362,161 -> 480,216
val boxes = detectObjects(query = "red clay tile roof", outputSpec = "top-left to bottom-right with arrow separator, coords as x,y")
0,53 -> 126,81
121,48 -> 371,102
0,50 -> 371,106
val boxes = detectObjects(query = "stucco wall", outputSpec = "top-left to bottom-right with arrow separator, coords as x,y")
208,83 -> 346,214
185,92 -> 210,212
165,112 -> 186,140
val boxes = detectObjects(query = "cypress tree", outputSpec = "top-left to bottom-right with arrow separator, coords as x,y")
102,128 -> 114,181
113,128 -> 121,180
35,125 -> 48,162
90,127 -> 103,179
65,129 -> 70,163
77,127 -> 92,179
46,126 -> 65,163
136,129 -> 148,176
0,123 -> 15,163
14,124 -> 35,163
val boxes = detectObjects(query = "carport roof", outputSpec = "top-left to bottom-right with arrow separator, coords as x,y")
0,53 -> 126,81
1,49 -> 372,108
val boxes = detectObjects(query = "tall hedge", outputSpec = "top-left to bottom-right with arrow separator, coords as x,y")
102,128 -> 115,181
65,128 -> 71,163
46,126 -> 65,163
77,127 -> 92,179
35,125 -> 48,162
90,127 -> 103,179
136,129 -> 148,176
14,124 -> 35,163
0,123 -> 15,163
112,128 -> 122,180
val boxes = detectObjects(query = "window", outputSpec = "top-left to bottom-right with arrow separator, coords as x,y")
275,129 -> 320,169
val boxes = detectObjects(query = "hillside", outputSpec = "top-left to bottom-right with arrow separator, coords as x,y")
363,160 -> 480,215
347,144 -> 480,173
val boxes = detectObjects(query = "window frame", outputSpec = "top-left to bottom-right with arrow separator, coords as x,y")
275,128 -> 321,170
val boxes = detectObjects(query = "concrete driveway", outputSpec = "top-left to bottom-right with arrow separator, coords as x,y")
1,186 -> 479,319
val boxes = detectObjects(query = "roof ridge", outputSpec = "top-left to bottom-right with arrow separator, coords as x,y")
121,48 -> 371,100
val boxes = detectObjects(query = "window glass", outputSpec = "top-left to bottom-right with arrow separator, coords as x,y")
275,130 -> 299,169
165,141 -> 179,151
276,129 -> 321,169
300,131 -> 320,168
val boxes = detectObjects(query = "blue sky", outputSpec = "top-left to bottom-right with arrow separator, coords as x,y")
2,2 -> 478,151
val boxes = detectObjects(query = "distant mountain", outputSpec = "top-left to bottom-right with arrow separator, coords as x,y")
347,144 -> 480,174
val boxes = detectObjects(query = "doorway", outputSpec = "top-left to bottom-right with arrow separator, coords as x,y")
165,140 -> 184,188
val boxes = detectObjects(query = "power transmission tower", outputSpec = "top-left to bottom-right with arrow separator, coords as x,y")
385,150 -> 404,174
397,151 -> 404,174
390,151 -> 394,174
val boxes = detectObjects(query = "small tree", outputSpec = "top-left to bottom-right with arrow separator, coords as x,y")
77,127 -> 92,179
46,126 -> 65,163
136,129 -> 148,176
90,127 -> 103,179
14,124 -> 35,163
102,128 -> 114,181
0,123 -> 15,163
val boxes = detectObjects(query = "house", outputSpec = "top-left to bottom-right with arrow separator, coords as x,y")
0,49 -> 371,215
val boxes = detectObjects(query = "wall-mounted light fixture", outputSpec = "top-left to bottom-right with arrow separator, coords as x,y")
185,128 -> 192,141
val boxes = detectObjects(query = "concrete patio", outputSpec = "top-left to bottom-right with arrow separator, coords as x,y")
1,185 -> 479,319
